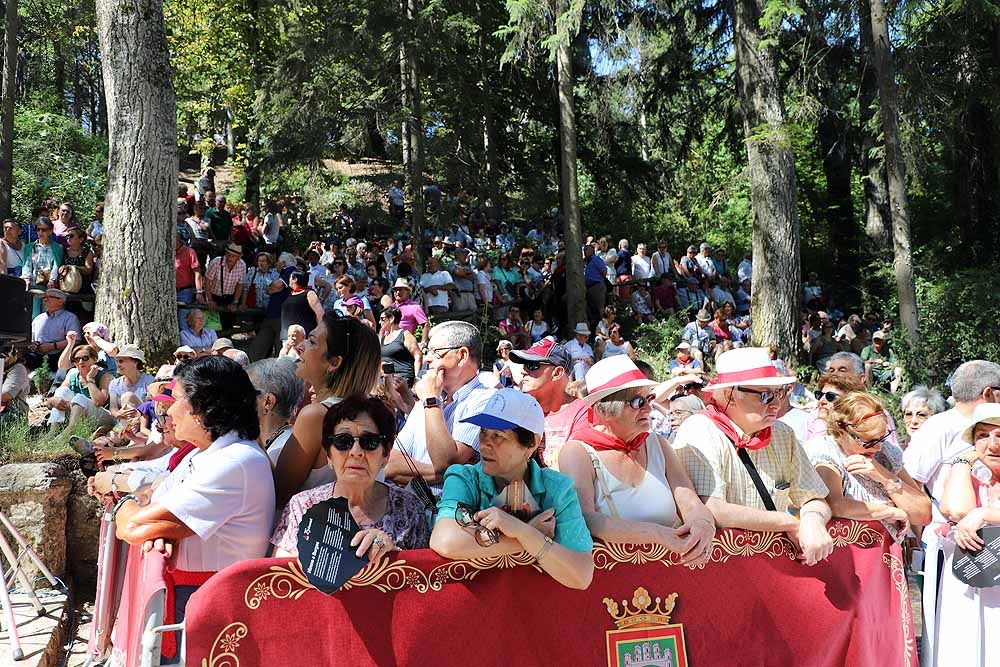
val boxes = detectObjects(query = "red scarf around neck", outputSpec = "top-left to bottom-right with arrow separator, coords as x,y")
699,402 -> 771,451
575,426 -> 646,454
168,443 -> 197,471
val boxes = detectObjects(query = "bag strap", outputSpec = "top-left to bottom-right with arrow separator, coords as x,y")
735,447 -> 776,512
583,444 -> 620,519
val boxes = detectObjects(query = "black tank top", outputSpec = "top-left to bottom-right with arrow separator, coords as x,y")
281,290 -> 318,341
380,329 -> 415,384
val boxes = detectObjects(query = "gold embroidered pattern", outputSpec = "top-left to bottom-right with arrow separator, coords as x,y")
711,530 -> 797,564
200,622 -> 247,667
244,561 -> 314,609
603,587 -> 679,628
592,542 -> 673,570
883,552 -> 915,666
829,521 -> 884,548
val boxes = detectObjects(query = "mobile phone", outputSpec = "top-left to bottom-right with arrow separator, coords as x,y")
382,362 -> 395,375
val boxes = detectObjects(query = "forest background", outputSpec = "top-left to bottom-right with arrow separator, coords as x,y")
2,0 -> 999,387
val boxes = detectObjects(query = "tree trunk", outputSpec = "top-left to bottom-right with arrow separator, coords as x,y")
242,0 -> 262,211
477,0 -> 499,210
0,0 -> 17,220
95,0 -> 178,359
869,0 -> 919,350
555,0 -> 585,331
817,104 -> 858,295
399,0 -> 424,269
732,0 -> 801,359
858,0 -> 892,248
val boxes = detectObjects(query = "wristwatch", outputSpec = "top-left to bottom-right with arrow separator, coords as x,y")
884,478 -> 903,494
423,397 -> 440,409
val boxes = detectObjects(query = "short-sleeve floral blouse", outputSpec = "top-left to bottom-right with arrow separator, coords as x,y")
270,482 -> 430,556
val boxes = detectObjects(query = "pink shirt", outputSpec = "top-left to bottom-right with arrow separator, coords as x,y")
396,299 -> 428,333
541,399 -> 591,470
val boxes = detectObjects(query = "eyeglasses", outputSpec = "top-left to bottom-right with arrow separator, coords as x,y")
455,503 -> 500,547
735,386 -> 787,405
73,355 -> 92,363
427,346 -> 459,359
814,390 -> 840,403
155,412 -> 168,427
626,393 -> 656,409
523,360 -> 553,372
848,429 -> 894,450
668,409 -> 694,419
174,354 -> 194,361
325,432 -> 387,452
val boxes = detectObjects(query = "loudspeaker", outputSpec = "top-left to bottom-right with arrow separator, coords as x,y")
0,274 -> 30,342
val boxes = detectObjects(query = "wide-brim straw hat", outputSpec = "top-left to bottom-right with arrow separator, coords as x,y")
583,356 -> 659,406
961,403 -> 1000,445
391,278 -> 412,292
703,347 -> 796,391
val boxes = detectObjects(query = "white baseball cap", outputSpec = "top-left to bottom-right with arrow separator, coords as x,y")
460,389 -> 545,435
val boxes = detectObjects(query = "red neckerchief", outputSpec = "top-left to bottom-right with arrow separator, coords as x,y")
168,443 -> 197,471
291,285 -> 307,294
575,426 -> 646,454
699,401 -> 771,451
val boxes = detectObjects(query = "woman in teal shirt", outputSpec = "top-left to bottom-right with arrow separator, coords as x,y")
430,389 -> 594,590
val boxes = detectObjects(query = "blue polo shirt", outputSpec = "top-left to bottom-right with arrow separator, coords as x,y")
435,460 -> 594,553
584,255 -> 607,286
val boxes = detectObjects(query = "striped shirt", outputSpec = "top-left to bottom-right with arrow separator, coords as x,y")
673,414 -> 828,512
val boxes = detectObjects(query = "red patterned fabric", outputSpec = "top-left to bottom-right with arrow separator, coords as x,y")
180,520 -> 915,667
161,568 -> 216,658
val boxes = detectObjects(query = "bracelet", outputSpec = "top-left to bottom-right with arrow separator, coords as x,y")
883,478 -> 903,494
534,536 -> 554,561
111,494 -> 139,521
110,472 -> 120,494
951,457 -> 975,467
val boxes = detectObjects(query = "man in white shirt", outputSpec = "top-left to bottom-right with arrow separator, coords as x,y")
420,256 -> 455,316
695,243 -> 717,280
631,243 -> 655,283
652,241 -> 673,279
564,323 -> 595,381
386,321 -> 495,491
737,252 -> 753,283
902,359 -> 1000,661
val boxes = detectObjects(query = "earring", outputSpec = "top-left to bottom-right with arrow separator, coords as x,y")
262,407 -> 271,416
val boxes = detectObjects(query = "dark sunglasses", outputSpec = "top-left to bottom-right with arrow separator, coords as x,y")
523,360 -> 553,372
73,355 -> 92,362
326,432 -> 387,452
814,390 -> 840,402
455,503 -> 500,547
736,386 -> 786,405
175,354 -> 194,361
626,393 -> 656,409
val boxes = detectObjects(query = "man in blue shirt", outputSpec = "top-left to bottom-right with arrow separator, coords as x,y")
584,243 -> 608,330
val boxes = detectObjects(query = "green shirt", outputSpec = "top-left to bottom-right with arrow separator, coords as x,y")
206,207 -> 233,241
861,344 -> 896,383
435,460 -> 594,553
68,368 -> 112,407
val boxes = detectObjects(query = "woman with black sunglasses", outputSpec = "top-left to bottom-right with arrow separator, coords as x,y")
271,395 -> 429,559
805,391 -> 930,538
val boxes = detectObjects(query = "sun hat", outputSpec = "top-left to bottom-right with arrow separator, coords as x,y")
115,343 -> 146,364
961,403 -> 1000,445
343,296 -> 365,309
151,380 -> 177,404
573,323 -> 591,336
695,309 -> 712,322
509,336 -> 571,371
704,347 -> 797,391
174,345 -> 196,356
83,322 -> 110,340
44,288 -> 68,300
391,278 -> 412,292
583,356 -> 660,406
225,242 -> 243,255
676,341 -> 692,351
212,337 -> 234,352
460,388 -> 545,435
496,340 -> 513,351
872,330 -> 887,341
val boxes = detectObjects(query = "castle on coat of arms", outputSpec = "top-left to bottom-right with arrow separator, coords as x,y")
621,641 -> 675,667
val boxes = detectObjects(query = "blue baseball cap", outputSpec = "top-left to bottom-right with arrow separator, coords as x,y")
460,389 -> 545,435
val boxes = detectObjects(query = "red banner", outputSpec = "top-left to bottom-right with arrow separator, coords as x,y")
181,520 -> 916,667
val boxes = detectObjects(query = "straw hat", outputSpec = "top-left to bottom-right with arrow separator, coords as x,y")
961,403 -> 1000,445
583,356 -> 659,406
391,278 -> 412,293
704,347 -> 797,391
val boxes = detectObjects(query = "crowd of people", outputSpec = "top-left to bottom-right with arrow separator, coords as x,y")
0,180 -> 995,666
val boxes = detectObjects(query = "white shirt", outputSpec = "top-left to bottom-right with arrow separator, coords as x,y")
778,408 -> 811,444
476,270 -> 493,303
395,375 -> 495,490
652,251 -> 672,278
156,431 -> 275,572
420,270 -> 454,309
738,259 -> 753,283
903,408 -> 971,528
631,254 -> 654,280
565,338 -> 594,362
695,254 -> 717,279
308,263 -> 330,289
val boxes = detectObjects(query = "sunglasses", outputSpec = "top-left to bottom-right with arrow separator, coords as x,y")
848,429 -> 894,450
523,360 -> 553,372
455,503 -> 500,547
735,386 -> 787,405
175,354 -> 194,361
814,390 -> 840,403
73,355 -> 92,362
155,412 -> 168,427
326,432 -> 387,452
626,393 -> 656,409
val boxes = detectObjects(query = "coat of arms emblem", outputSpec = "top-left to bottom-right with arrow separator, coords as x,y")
603,587 -> 689,667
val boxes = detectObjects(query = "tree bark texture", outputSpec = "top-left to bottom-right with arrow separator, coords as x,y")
732,0 -> 801,359
555,0 -> 585,331
95,0 -> 178,359
399,0 -> 424,269
243,0 -> 262,211
858,0 -> 892,248
869,0 -> 919,349
0,0 -> 17,220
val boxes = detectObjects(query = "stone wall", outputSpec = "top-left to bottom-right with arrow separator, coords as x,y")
66,468 -> 102,589
0,463 -> 73,581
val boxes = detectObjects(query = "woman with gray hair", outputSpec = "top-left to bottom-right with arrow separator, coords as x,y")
900,385 -> 947,447
558,356 -> 716,565
247,358 -> 305,462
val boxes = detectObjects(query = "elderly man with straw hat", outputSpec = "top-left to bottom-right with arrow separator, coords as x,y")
390,277 -> 429,344
674,347 -> 835,565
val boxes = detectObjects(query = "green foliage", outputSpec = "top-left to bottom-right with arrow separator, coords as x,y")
11,108 -> 108,222
0,417 -> 97,464
632,315 -> 688,380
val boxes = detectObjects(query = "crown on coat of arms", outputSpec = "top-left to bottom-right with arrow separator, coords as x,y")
603,587 -> 679,629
